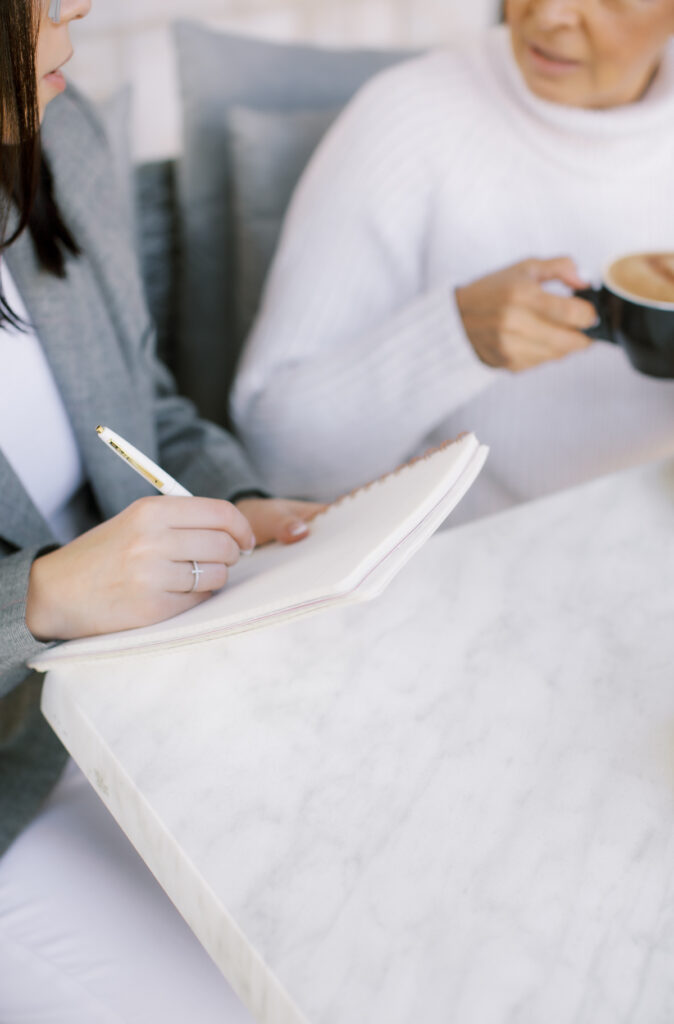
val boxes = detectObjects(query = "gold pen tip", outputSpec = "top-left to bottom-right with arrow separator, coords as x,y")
96,425 -> 104,435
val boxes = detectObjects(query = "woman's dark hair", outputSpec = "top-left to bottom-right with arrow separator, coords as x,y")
0,0 -> 79,329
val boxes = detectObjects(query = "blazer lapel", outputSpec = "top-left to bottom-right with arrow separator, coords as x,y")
0,222 -> 65,550
0,449 -> 54,551
40,101 -> 160,517
0,92 -> 160,551
4,227 -> 152,526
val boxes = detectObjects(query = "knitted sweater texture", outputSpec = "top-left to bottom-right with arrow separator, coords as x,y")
232,27 -> 674,521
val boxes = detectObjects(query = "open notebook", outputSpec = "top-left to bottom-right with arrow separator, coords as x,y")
32,434 -> 487,667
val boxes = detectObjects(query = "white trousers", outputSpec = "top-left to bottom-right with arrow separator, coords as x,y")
0,760 -> 255,1023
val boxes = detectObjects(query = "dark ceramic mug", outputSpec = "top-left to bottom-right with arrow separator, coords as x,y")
576,253 -> 674,379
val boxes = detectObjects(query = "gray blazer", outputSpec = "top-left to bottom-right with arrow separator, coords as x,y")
0,89 -> 263,854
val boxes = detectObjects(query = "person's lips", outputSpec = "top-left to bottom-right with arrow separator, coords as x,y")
525,40 -> 582,75
44,68 -> 66,92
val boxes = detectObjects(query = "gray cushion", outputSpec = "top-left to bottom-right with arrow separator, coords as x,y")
173,21 -> 412,427
228,105 -> 339,344
134,160 -> 179,372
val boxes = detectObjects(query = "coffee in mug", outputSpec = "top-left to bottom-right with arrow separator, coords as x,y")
606,253 -> 674,306
577,251 -> 674,378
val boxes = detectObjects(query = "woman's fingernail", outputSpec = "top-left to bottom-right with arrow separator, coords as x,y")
242,535 -> 256,556
289,521 -> 309,537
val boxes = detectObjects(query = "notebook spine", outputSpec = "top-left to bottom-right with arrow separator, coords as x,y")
325,433 -> 471,513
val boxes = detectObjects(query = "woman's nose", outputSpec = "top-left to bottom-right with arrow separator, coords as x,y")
528,0 -> 583,30
49,0 -> 91,25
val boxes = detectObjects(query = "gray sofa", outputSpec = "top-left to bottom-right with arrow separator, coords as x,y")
131,23 -> 413,429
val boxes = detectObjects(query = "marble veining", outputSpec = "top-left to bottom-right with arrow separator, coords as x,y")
42,459 -> 674,1023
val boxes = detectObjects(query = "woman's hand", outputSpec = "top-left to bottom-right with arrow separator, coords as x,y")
455,257 -> 598,371
26,496 -> 256,642
234,497 -> 325,546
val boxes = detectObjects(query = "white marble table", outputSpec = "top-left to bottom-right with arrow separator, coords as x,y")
41,459 -> 674,1024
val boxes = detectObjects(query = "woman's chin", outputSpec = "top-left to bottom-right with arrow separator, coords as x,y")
519,62 -> 591,107
39,72 -> 67,114
525,77 -> 581,105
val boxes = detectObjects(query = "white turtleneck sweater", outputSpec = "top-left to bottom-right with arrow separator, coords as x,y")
231,26 -> 674,520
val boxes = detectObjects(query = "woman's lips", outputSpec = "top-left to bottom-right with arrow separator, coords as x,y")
526,41 -> 582,75
44,69 -> 67,92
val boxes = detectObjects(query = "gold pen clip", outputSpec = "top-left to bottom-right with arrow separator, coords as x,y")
97,428 -> 165,490
109,441 -> 165,490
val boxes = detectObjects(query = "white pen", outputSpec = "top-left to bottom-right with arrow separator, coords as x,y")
96,425 -> 192,497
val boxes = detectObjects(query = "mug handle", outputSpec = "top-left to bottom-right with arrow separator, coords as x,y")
575,286 -> 615,343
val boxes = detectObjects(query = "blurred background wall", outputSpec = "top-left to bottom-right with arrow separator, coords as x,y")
67,0 -> 501,161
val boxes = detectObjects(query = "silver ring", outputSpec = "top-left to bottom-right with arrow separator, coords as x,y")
189,560 -> 203,593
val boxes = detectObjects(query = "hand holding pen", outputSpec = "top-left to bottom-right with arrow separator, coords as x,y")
25,427 -> 321,642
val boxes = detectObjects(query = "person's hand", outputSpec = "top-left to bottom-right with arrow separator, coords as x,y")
234,497 -> 325,546
455,257 -> 598,371
26,497 -> 256,642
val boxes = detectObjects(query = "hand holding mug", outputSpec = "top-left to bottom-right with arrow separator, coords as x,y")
455,257 -> 598,371
576,252 -> 674,379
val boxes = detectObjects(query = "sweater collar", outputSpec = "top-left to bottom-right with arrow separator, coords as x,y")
483,25 -> 674,171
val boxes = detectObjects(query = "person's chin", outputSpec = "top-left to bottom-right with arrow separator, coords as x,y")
39,71 -> 67,111
520,63 -> 589,107
527,78 -> 582,105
